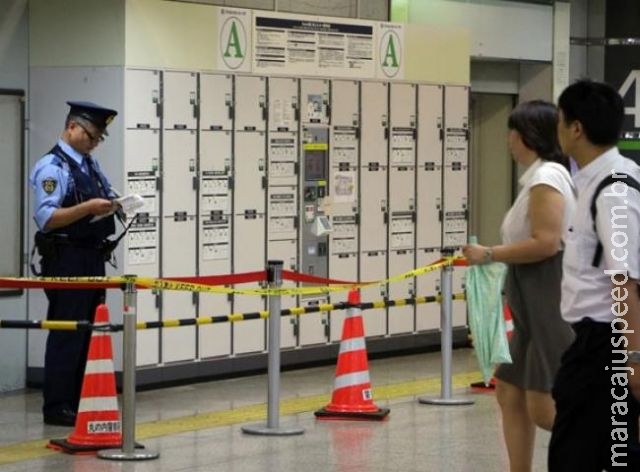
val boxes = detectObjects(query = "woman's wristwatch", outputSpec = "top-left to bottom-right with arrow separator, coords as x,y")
483,247 -> 494,263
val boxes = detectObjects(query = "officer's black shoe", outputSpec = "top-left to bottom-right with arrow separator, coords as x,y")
43,409 -> 77,427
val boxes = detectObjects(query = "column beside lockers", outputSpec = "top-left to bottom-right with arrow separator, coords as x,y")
198,72 -> 234,359
233,75 -> 267,354
388,83 -> 417,335
161,70 -> 198,363
124,68 -> 162,367
328,79 -> 360,341
443,85 -> 470,330
359,81 -> 389,337
416,84 -> 444,332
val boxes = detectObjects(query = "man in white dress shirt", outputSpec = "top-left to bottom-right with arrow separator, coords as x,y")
549,79 -> 640,471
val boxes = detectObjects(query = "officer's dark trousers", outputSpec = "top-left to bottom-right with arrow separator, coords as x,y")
41,244 -> 105,416
549,318 -> 640,471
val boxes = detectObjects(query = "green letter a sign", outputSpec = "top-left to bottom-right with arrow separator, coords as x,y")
383,36 -> 399,68
224,21 -> 244,58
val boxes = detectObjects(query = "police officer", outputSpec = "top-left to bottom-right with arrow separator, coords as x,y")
30,101 -> 119,426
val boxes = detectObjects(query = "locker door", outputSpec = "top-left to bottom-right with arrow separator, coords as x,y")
360,81 -> 388,167
125,129 -> 160,216
415,249 -> 441,332
300,78 -> 330,125
163,71 -> 197,130
125,129 -> 160,173
359,251 -> 387,337
201,176 -> 231,215
442,164 -> 468,249
331,128 -> 359,168
417,84 -> 443,168
268,77 -> 298,132
234,132 -> 266,213
200,73 -> 233,131
235,75 -> 266,131
298,297 -> 329,347
267,186 -> 297,241
331,80 -> 359,127
198,216 -> 232,359
124,217 -> 160,366
390,83 -> 416,129
445,85 -> 469,131
329,252 -> 358,342
388,167 -> 415,212
360,167 -> 387,252
200,130 -> 232,174
125,69 -> 160,130
162,130 -> 197,215
266,239 -> 298,349
416,249 -> 440,331
233,214 -> 266,354
388,249 -> 415,335
162,216 -> 197,363
389,213 -> 414,251
416,167 -> 442,250
268,132 -> 298,187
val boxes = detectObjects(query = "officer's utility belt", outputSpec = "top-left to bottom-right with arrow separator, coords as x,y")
31,232 -> 116,275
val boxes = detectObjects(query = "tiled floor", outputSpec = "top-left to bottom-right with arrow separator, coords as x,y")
0,349 -> 551,471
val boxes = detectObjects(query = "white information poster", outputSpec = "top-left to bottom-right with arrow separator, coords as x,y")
217,7 -> 253,72
253,12 -> 376,78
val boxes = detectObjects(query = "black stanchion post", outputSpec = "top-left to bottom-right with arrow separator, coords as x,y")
242,261 -> 304,436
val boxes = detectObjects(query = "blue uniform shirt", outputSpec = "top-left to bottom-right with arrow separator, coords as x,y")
30,139 -> 115,231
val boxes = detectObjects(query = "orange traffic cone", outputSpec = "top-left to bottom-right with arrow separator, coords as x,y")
470,303 -> 514,392
48,304 -> 123,454
315,290 -> 389,420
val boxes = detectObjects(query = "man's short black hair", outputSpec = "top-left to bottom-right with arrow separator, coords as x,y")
557,79 -> 624,146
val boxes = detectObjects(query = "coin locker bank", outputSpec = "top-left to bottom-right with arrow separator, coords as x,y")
26,0 -> 471,387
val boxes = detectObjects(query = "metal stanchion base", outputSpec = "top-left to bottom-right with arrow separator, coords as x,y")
98,448 -> 159,461
242,424 -> 304,436
418,396 -> 474,406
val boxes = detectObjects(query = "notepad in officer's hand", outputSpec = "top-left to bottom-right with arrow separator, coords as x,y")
90,194 -> 145,222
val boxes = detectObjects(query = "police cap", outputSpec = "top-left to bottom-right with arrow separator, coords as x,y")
67,101 -> 118,135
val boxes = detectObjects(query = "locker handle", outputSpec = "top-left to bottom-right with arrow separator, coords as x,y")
293,105 -> 300,122
156,176 -> 162,191
192,292 -> 198,306
156,102 -> 162,119
227,176 -> 234,190
293,215 -> 299,229
326,104 -> 331,122
355,127 -> 360,140
439,128 -> 444,141
262,105 -> 268,122
193,103 -> 199,120
228,105 -> 234,120
411,211 -> 416,223
384,127 -> 389,141
438,209 -> 443,222
324,319 -> 330,339
294,162 -> 299,175
354,213 -> 360,225
227,292 -> 233,304
292,318 -> 299,338
262,176 -> 267,189
413,128 -> 418,140
192,176 -> 198,190
155,292 -> 161,309
383,211 -> 389,225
